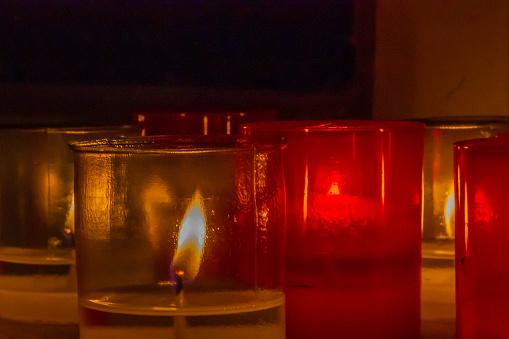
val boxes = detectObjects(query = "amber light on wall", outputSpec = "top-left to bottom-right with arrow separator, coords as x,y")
134,111 -> 277,136
70,136 -> 286,339
241,120 -> 424,338
454,134 -> 509,338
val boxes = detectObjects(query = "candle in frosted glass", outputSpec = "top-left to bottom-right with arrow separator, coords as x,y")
70,136 -> 286,339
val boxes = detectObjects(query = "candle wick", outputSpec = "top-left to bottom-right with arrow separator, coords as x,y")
174,273 -> 183,295
172,270 -> 187,338
169,264 -> 184,296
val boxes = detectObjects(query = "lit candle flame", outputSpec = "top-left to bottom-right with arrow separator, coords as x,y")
444,192 -> 455,238
327,181 -> 340,196
172,190 -> 206,284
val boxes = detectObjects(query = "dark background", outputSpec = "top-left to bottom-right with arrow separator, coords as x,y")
0,1 -> 375,124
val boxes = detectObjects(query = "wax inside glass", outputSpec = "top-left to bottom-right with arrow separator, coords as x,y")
455,135 -> 509,338
71,136 -> 286,339
0,124 -> 141,325
241,120 -> 424,339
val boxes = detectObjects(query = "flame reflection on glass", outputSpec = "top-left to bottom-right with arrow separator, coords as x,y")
327,181 -> 340,196
142,179 -> 171,247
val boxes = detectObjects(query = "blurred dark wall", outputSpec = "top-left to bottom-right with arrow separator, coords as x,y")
0,1 -> 374,123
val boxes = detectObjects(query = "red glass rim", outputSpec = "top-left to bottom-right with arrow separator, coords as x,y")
413,115 -> 509,127
241,120 -> 424,133
454,133 -> 509,152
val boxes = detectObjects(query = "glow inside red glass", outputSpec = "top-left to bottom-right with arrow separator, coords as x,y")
241,120 -> 424,338
134,111 -> 277,136
455,135 -> 509,338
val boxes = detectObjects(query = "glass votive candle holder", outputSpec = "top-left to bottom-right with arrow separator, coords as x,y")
134,110 -> 277,136
241,120 -> 424,338
454,135 -> 509,338
0,125 -> 141,326
70,136 -> 286,339
420,117 -> 509,327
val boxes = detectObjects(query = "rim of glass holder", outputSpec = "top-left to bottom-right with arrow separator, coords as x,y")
454,133 -> 509,153
0,124 -> 142,134
240,120 -> 424,133
413,116 -> 509,129
70,135 -> 286,154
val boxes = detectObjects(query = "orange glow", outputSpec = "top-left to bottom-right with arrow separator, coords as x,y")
302,162 -> 309,229
172,190 -> 207,282
203,116 -> 209,135
327,182 -> 340,196
464,185 -> 469,256
381,152 -> 385,207
474,189 -> 493,223
444,191 -> 455,237
64,194 -> 75,235
142,179 -> 171,246
226,115 -> 231,134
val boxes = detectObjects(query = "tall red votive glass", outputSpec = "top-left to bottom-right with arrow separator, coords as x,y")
241,120 -> 424,338
454,135 -> 509,338
420,117 -> 509,334
135,111 -> 277,136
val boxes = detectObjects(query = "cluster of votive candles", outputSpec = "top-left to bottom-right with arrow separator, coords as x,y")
1,112 -> 509,339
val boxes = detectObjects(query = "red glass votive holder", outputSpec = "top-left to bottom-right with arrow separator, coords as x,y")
241,120 -> 425,338
454,135 -> 509,338
134,110 -> 277,136
420,117 -> 509,330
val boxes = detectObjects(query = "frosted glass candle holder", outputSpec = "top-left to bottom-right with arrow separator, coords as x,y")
0,125 -> 141,326
70,136 -> 286,339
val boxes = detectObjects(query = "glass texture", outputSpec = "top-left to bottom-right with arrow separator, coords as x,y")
241,120 -> 424,338
71,136 -> 286,339
455,135 -> 509,338
420,117 -> 509,331
0,125 -> 141,326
